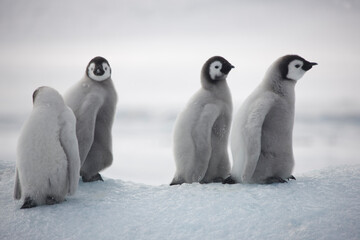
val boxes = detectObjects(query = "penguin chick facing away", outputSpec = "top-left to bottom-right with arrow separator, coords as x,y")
226,55 -> 317,184
171,56 -> 234,185
64,56 -> 117,182
14,86 -> 80,209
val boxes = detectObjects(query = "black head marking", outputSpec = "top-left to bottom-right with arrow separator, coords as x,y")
32,86 -> 45,103
278,55 -> 317,79
86,56 -> 111,77
32,89 -> 39,103
202,56 -> 234,83
88,56 -> 110,67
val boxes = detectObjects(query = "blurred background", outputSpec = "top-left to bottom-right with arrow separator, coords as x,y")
1,0 -> 359,185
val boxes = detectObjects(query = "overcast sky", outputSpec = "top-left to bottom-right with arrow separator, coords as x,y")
1,0 -> 360,184
1,0 -> 359,113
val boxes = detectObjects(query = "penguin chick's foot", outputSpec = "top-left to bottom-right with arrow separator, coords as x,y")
222,176 -> 236,184
82,173 -> 104,182
287,175 -> 296,181
170,177 -> 184,186
211,177 -> 226,183
265,176 -> 288,184
46,196 -> 59,205
169,182 -> 181,186
21,197 -> 37,209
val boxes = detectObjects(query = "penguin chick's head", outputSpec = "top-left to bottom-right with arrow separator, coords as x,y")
32,86 -> 64,107
278,55 -> 317,81
86,56 -> 111,82
202,56 -> 234,82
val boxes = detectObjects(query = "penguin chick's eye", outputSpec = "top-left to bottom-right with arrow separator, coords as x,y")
209,61 -> 224,80
105,67 -> 108,70
287,60 -> 306,81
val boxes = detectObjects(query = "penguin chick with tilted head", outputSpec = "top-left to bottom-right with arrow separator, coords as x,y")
171,56 -> 234,185
14,87 -> 80,209
226,55 -> 317,184
64,56 -> 117,182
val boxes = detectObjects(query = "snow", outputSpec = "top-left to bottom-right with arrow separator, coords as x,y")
1,160 -> 359,240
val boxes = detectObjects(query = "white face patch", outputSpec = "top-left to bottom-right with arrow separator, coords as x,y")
209,61 -> 225,81
88,62 -> 111,81
286,60 -> 306,81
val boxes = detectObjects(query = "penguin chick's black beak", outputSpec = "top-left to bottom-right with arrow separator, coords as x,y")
221,64 -> 235,75
94,66 -> 105,76
302,62 -> 318,71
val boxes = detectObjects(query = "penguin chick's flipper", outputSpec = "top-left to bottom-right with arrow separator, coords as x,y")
82,173 -> 104,182
287,175 -> 296,181
46,196 -> 59,205
222,176 -> 236,184
21,197 -> 37,209
265,176 -> 288,184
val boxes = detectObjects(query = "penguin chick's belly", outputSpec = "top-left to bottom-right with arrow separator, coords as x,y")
253,123 -> 294,181
202,116 -> 231,179
252,149 -> 294,181
212,116 -> 230,141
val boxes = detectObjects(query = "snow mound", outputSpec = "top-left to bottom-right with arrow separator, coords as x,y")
1,160 -> 359,240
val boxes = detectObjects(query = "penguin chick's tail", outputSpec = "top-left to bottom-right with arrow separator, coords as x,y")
222,176 -> 236,184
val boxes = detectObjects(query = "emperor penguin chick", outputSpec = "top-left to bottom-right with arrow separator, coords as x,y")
64,56 -> 117,182
171,56 -> 234,185
14,86 -> 80,209
228,55 -> 317,184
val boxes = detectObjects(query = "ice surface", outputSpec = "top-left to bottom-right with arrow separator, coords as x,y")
0,160 -> 359,240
